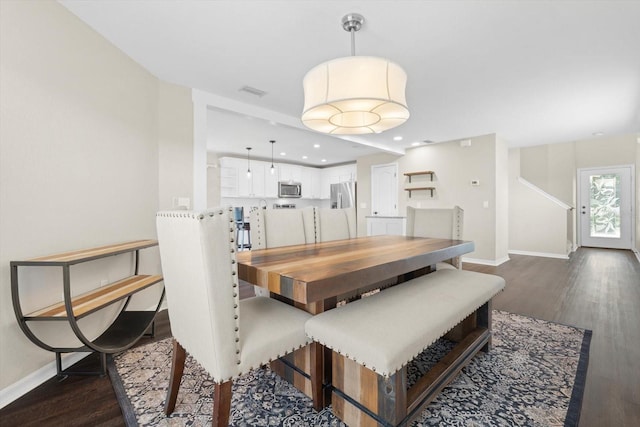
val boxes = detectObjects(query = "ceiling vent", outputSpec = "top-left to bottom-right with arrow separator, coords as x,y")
239,86 -> 267,97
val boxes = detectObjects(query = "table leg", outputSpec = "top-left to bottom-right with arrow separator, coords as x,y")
269,297 -> 336,409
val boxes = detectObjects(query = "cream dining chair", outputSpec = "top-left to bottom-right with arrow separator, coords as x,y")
315,207 -> 356,242
406,206 -> 464,270
156,208 -> 312,426
249,207 -> 316,297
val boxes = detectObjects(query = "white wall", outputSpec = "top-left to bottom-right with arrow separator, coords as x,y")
0,1 -> 191,400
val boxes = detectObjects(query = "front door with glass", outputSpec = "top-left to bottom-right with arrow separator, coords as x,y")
578,166 -> 634,249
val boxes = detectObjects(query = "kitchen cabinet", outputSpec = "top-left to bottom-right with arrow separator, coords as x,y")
301,167 -> 322,199
220,165 -> 238,197
366,216 -> 406,236
265,164 -> 279,197
320,163 -> 357,199
279,164 -> 302,183
220,157 -> 267,197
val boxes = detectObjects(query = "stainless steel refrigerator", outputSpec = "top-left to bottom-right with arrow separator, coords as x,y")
330,182 -> 355,209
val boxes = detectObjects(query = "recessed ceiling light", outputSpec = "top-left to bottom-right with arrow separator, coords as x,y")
411,142 -> 421,146
280,152 -> 286,156
313,144 -> 320,148
393,136 -> 403,141
592,132 -> 604,136
321,159 -> 327,162
302,155 -> 308,159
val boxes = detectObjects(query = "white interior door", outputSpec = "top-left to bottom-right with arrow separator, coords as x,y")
371,163 -> 398,216
578,166 -> 634,249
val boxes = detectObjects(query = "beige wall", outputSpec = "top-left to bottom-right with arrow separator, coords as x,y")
509,149 -> 571,256
495,136 -> 510,260
0,1 -> 192,396
158,82 -> 194,210
520,143 -> 576,206
519,134 -> 638,252
391,134 -> 508,264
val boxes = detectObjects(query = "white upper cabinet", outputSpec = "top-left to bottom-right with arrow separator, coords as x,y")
220,158 -> 356,200
320,163 -> 357,199
264,163 -> 279,198
301,167 -> 322,199
220,157 -> 268,197
279,164 -> 303,183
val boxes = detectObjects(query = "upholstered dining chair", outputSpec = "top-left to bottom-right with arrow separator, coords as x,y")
156,208 -> 312,426
249,208 -> 315,249
315,207 -> 356,242
406,206 -> 464,270
249,208 -> 316,297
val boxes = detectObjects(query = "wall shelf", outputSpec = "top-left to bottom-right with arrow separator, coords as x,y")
404,171 -> 435,197
405,187 -> 435,198
10,240 -> 164,376
404,171 -> 434,182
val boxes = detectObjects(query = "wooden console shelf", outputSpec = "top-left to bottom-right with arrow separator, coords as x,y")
25,274 -> 163,319
11,240 -> 164,376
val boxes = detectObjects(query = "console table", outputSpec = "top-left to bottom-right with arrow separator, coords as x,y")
10,240 -> 164,376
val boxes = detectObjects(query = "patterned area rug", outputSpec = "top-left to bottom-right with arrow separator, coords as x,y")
108,311 -> 591,426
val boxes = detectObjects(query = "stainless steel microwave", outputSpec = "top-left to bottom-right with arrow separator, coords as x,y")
278,181 -> 302,198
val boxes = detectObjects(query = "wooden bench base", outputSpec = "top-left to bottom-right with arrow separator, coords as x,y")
329,301 -> 493,427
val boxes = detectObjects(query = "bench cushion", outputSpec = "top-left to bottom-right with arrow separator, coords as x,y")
305,269 -> 505,377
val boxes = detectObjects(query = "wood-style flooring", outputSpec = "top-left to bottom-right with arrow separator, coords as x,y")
1,247 -> 638,426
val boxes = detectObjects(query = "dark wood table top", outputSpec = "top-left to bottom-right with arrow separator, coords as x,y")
237,235 -> 474,304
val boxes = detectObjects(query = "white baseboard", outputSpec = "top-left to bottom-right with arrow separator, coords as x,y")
508,249 -> 570,260
462,256 -> 510,266
1,303 -> 166,410
0,352 -> 91,409
633,249 -> 640,264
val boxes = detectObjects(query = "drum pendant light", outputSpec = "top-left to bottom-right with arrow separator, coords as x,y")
302,13 -> 409,135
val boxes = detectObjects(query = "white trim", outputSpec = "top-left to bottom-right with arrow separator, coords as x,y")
508,249 -> 570,260
191,89 -> 404,155
633,249 -> 640,264
462,256 -> 510,266
0,352 -> 91,409
517,177 -> 573,210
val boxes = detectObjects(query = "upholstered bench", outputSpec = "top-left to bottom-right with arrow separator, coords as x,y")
305,269 -> 505,427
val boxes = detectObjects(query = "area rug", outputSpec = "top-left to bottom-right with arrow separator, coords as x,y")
108,310 -> 591,426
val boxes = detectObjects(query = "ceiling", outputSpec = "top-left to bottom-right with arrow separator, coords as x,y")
60,0 -> 640,167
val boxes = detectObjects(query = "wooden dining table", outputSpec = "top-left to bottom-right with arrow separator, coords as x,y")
236,234 -> 474,409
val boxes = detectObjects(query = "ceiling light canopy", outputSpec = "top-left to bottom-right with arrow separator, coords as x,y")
302,13 -> 409,135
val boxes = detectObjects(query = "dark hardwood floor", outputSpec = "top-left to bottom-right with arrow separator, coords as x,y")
1,247 -> 638,426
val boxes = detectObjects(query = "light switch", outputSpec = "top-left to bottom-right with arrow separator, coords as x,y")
360,202 -> 367,209
483,201 -> 489,208
471,179 -> 480,186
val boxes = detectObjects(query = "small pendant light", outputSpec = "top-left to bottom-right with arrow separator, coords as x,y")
246,147 -> 252,178
270,140 -> 276,175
